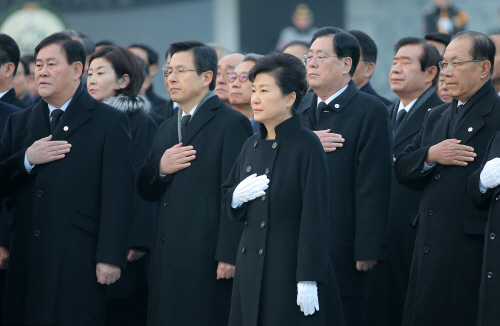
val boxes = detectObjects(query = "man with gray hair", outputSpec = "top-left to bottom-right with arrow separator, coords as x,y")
215,53 -> 244,108
395,31 -> 500,326
228,53 -> 263,134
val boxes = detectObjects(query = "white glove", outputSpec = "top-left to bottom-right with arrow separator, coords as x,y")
231,173 -> 269,208
297,281 -> 319,316
480,157 -> 500,191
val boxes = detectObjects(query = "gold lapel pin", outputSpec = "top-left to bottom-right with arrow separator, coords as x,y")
63,126 -> 69,131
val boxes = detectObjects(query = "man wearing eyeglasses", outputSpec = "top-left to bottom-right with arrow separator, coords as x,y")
366,37 -> 442,326
214,53 -> 244,108
228,53 -> 263,134
298,27 -> 393,326
395,31 -> 500,326
137,40 -> 252,326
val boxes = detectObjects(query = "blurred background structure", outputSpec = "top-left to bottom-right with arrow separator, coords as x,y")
1,0 -> 499,99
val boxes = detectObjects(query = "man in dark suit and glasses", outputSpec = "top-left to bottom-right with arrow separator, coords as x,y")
298,27 -> 393,326
0,32 -> 135,326
366,37 -> 443,326
395,31 -> 500,326
138,40 -> 252,326
0,34 -> 28,109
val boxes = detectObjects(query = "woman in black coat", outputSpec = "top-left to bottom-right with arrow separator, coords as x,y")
222,53 -> 345,326
87,46 -> 157,326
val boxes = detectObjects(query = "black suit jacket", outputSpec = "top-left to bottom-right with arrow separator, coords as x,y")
0,84 -> 135,326
0,88 -> 28,109
360,82 -> 393,106
154,99 -> 177,121
138,94 -> 252,326
395,81 -> 500,325
366,87 -> 443,326
298,80 -> 393,296
145,85 -> 167,108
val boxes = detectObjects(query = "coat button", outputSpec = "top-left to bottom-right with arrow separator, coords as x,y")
491,233 -> 496,240
488,271 -> 493,279
242,247 -> 246,254
261,195 -> 266,201
164,201 -> 169,207
259,248 -> 264,255
254,141 -> 258,148
34,230 -> 40,237
264,168 -> 270,175
245,221 -> 248,227
149,176 -> 156,184
37,190 -> 43,197
434,174 -> 440,179
496,196 -> 500,201
246,166 -> 252,173
423,247 -> 430,254
428,210 -> 434,216
272,142 -> 277,149
161,237 -> 165,243
261,221 -> 266,228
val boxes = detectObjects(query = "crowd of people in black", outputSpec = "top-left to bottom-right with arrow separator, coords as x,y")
0,8 -> 500,326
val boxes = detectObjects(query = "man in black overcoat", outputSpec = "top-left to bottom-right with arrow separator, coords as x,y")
394,31 -> 500,326
137,41 -> 252,326
0,33 -> 135,326
298,27 -> 393,326
0,34 -> 28,109
366,37 -> 443,326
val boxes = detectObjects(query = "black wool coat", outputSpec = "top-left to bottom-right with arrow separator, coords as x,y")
137,94 -> 252,326
0,88 -> 28,109
466,131 -> 500,326
222,116 -> 346,326
0,84 -> 135,326
298,81 -> 393,297
366,88 -> 443,326
395,81 -> 500,326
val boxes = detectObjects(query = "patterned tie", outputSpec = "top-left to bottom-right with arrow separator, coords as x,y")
316,101 -> 328,122
181,114 -> 191,138
50,109 -> 64,134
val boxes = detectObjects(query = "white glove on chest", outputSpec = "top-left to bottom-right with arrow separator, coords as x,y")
480,157 -> 500,190
231,173 -> 269,208
297,281 -> 319,316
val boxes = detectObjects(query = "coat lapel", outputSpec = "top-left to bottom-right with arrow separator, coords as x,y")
180,96 -> 218,145
52,87 -> 93,141
26,99 -> 50,141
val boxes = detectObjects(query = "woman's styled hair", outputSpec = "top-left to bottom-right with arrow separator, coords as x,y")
88,46 -> 145,96
249,52 -> 307,113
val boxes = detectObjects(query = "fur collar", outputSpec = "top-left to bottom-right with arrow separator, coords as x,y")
103,94 -> 151,114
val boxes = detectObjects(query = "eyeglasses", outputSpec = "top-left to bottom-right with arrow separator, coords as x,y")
163,67 -> 199,78
302,54 -> 338,65
216,71 -> 231,80
228,72 -> 249,83
438,60 -> 484,70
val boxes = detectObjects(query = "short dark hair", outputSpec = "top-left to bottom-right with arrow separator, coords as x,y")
18,56 -> 30,76
0,34 -> 20,75
63,30 -> 95,57
129,43 -> 158,65
282,40 -> 309,52
168,40 -> 218,91
453,31 -> 496,76
347,30 -> 377,64
249,52 -> 307,113
424,32 -> 452,47
35,32 -> 86,76
89,46 -> 144,97
311,27 -> 360,77
395,37 -> 441,85
96,40 -> 116,48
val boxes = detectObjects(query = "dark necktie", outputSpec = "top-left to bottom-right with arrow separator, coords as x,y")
50,109 -> 64,134
395,109 -> 407,130
181,114 -> 191,138
316,101 -> 328,122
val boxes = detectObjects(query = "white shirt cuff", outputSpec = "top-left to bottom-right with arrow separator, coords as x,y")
422,162 -> 435,172
24,153 -> 35,173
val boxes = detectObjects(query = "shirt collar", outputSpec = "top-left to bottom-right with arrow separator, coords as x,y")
48,98 -> 73,116
0,90 -> 8,99
181,104 -> 198,117
317,83 -> 349,106
398,97 -> 418,113
173,101 -> 180,109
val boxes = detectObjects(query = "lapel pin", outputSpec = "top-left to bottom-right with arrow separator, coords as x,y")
63,126 -> 69,131
468,127 -> 473,132
334,104 -> 340,108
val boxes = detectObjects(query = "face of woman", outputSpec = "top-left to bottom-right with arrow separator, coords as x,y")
87,57 -> 126,101
251,73 -> 294,128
